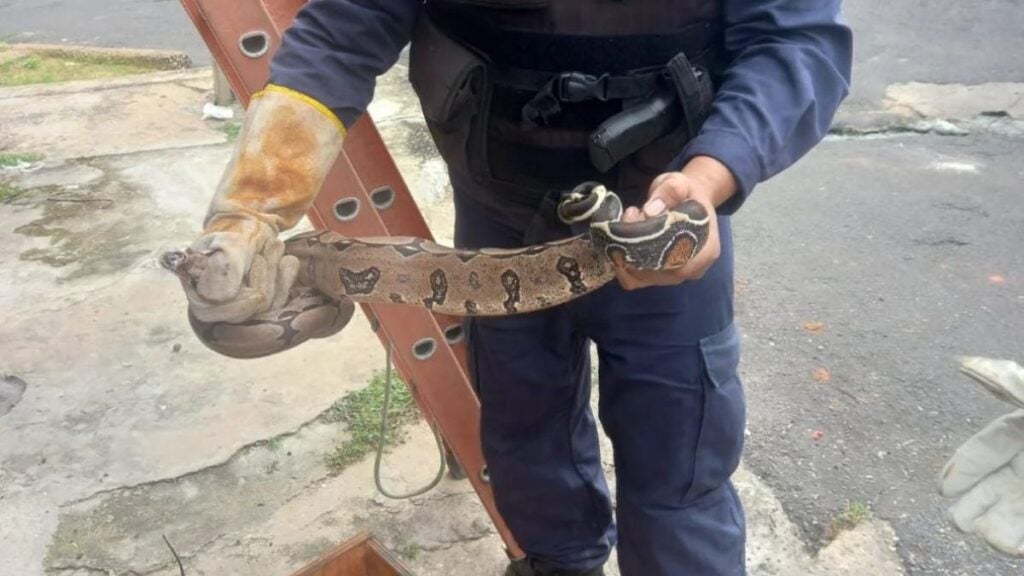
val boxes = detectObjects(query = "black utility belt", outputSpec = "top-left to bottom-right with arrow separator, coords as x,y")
408,10 -> 716,200
490,56 -> 714,174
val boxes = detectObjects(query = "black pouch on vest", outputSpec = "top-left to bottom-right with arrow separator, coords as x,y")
408,10 -> 489,176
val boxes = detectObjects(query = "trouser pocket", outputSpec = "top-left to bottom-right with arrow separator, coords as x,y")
684,322 -> 747,504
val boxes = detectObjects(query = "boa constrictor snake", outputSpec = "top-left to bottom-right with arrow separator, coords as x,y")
161,183 -> 710,359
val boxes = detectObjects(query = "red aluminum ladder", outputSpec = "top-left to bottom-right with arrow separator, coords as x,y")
177,0 -> 524,560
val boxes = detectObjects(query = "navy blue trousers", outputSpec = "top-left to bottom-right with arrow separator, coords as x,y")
451,172 -> 748,575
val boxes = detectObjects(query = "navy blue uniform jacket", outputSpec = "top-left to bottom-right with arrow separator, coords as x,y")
267,0 -> 853,215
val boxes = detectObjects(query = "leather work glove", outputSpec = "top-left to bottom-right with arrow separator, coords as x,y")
179,86 -> 345,323
939,356 -> 1024,558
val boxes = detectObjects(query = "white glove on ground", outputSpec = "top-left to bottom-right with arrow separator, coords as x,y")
939,356 -> 1024,557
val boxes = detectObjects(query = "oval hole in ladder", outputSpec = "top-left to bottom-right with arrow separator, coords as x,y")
333,198 -> 360,222
443,324 -> 464,345
239,31 -> 270,59
412,338 -> 436,360
370,186 -> 395,210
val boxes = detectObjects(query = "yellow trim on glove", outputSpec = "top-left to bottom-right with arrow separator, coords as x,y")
252,83 -> 347,137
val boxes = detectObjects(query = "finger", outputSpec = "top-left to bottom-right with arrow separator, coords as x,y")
259,240 -> 285,306
188,251 -> 272,322
616,266 -> 688,289
622,206 -> 645,223
272,254 -> 300,310
195,249 -> 246,303
247,251 -> 271,302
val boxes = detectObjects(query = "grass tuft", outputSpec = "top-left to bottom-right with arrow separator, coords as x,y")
826,500 -> 872,540
218,120 -> 242,142
0,47 -> 160,87
0,152 -> 43,168
0,181 -> 26,203
323,370 -> 418,476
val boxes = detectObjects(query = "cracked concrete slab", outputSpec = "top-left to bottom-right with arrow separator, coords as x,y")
0,69 -> 229,161
883,82 -> 1024,121
1,62 -> 908,576
835,81 -> 1024,137
0,145 -> 387,576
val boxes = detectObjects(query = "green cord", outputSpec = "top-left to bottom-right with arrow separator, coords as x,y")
373,341 -> 447,499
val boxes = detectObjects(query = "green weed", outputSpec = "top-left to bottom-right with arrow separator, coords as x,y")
323,370 -> 418,476
0,152 -> 43,167
0,182 -> 25,203
0,48 -> 159,87
826,500 -> 873,540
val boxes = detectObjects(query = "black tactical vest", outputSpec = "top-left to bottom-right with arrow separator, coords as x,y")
409,0 -> 725,211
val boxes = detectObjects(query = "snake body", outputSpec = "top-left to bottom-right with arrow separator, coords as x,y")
162,183 -> 710,359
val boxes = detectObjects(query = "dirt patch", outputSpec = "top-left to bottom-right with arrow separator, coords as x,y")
0,375 -> 27,417
10,163 -> 153,280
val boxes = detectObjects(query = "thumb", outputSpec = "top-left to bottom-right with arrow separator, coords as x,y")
644,173 -> 688,218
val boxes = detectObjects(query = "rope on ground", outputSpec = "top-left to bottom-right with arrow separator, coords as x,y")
373,341 -> 447,499
161,534 -> 186,576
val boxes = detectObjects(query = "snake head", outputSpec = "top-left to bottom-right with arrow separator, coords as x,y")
159,248 -> 215,283
160,250 -> 189,274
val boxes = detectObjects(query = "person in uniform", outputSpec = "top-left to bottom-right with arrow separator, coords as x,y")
179,2 -> 853,575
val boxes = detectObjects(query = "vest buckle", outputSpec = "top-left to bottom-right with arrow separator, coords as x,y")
557,72 -> 610,102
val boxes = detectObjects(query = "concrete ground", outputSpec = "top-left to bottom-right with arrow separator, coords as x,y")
0,64 -> 919,576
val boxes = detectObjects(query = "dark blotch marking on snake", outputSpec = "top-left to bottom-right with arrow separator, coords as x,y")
468,271 -> 481,290
339,267 -> 381,295
555,256 -> 587,295
465,299 -> 480,315
422,269 -> 449,309
501,270 -> 521,314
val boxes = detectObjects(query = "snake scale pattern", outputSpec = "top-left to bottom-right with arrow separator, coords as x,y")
162,183 -> 710,359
